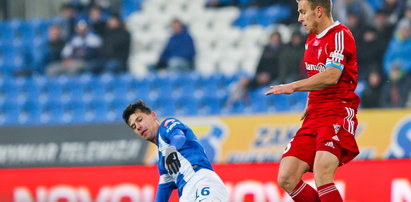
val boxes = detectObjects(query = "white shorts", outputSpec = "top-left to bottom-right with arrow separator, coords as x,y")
180,169 -> 229,202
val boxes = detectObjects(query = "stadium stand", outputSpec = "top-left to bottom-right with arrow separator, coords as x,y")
0,0 -> 409,126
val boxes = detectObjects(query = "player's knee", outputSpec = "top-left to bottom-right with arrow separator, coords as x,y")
313,163 -> 335,186
277,173 -> 299,193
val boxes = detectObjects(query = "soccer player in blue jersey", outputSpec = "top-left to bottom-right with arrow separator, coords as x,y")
123,100 -> 229,202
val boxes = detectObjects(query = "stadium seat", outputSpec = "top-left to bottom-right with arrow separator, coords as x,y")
248,87 -> 270,113
19,100 -> 42,125
175,97 -> 199,116
198,96 -> 223,115
234,7 -> 259,28
63,80 -> 86,103
64,101 -> 88,124
41,79 -> 64,103
257,5 -> 291,27
152,97 -> 176,118
0,102 -> 20,125
86,99 -> 110,123
267,94 -> 292,112
20,78 -> 42,103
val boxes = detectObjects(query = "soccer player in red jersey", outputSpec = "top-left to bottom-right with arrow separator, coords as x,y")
265,0 -> 360,201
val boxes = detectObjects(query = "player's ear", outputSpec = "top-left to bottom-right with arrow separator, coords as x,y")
316,5 -> 323,18
151,111 -> 157,119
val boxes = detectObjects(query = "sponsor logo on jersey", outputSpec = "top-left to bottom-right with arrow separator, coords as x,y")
305,62 -> 326,72
330,52 -> 344,61
332,135 -> 340,141
166,121 -> 180,133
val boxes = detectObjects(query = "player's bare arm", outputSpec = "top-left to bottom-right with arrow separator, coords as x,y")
265,66 -> 342,95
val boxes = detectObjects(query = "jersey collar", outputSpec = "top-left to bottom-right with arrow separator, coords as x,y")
316,21 -> 340,39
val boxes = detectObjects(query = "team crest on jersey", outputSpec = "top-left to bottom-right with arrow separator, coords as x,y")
333,124 -> 341,134
318,47 -> 322,59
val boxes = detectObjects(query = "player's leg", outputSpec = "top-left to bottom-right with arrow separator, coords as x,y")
313,150 -> 342,202
277,156 -> 309,193
278,156 -> 320,202
279,130 -> 320,202
180,169 -> 228,202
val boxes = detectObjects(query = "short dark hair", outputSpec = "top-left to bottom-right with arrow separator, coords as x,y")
122,100 -> 152,126
297,0 -> 332,17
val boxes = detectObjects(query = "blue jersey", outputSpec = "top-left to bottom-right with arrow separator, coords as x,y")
155,117 -> 213,201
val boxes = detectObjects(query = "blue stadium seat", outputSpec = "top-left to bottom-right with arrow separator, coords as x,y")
63,79 -> 86,103
2,19 -> 25,41
257,5 -> 291,27
19,78 -> 41,103
109,98 -> 129,121
198,96 -> 223,115
19,100 -> 42,125
152,97 -> 176,118
237,0 -> 252,7
64,101 -> 87,124
86,99 -> 110,122
248,87 -> 270,113
289,92 -> 307,112
41,101 -> 65,124
0,79 -> 20,104
0,102 -> 21,125
175,97 -> 199,116
121,0 -> 141,19
234,7 -> 259,28
267,94 -> 291,112
26,18 -> 49,38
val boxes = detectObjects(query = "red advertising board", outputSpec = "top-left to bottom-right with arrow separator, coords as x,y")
1,159 -> 411,202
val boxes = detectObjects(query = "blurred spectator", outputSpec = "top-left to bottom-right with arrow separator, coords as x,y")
333,0 -> 374,26
58,3 -> 77,40
345,11 -> 366,43
405,2 -> 411,21
88,5 -> 106,37
382,0 -> 405,24
374,9 -> 396,50
44,25 -> 66,71
154,19 -> 196,71
361,69 -> 383,108
46,20 -> 102,76
99,14 -> 130,73
357,27 -> 385,81
278,31 -> 305,83
226,32 -> 283,105
206,0 -> 234,8
380,63 -> 410,108
383,19 -> 411,77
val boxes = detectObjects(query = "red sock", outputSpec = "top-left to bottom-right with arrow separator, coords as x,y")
289,180 -> 320,202
317,183 -> 343,202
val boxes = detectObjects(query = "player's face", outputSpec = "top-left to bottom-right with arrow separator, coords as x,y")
128,111 -> 158,143
297,0 -> 319,34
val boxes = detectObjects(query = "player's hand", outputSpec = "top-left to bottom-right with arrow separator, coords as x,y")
265,84 -> 295,95
165,146 -> 181,175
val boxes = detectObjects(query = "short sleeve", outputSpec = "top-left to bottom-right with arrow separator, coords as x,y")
325,30 -> 354,71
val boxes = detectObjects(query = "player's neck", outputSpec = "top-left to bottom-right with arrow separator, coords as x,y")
315,18 -> 334,35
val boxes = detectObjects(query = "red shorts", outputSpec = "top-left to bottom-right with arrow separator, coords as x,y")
282,107 -> 360,170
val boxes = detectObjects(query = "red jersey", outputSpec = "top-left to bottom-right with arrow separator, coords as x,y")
304,22 -> 360,112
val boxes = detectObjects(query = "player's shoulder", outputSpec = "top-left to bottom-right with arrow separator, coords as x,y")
330,24 -> 355,39
160,117 -> 184,133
